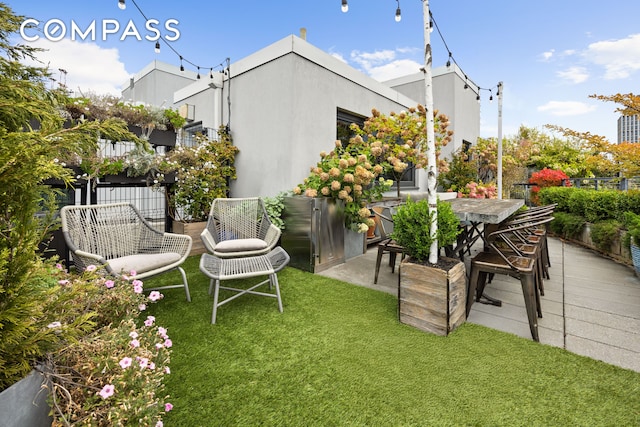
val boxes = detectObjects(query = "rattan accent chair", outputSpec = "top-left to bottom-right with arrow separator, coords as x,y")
200,197 -> 281,258
60,202 -> 192,301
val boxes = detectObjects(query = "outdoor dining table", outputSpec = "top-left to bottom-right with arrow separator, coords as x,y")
444,197 -> 525,306
445,198 -> 525,253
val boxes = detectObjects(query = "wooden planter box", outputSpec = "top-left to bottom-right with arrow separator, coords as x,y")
399,257 -> 467,336
172,221 -> 207,256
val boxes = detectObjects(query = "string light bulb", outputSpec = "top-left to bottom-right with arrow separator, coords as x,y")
341,0 -> 348,13
154,41 -> 160,54
395,0 -> 401,22
210,68 -> 214,79
179,56 -> 184,73
446,52 -> 452,68
489,90 -> 493,102
197,66 -> 201,80
118,0 -> 126,10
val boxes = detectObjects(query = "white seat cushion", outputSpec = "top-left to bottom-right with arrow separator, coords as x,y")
215,238 -> 268,253
108,252 -> 182,275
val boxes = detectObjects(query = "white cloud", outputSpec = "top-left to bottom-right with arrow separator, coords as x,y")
537,101 -> 596,117
539,49 -> 555,61
330,52 -> 347,64
585,33 -> 640,79
350,49 -> 397,71
367,59 -> 422,81
556,66 -> 589,84
347,48 -> 421,81
23,38 -> 131,96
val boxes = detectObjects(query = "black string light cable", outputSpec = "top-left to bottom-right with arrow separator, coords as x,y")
340,2 -> 499,100
117,0 -> 227,77
429,9 -> 499,101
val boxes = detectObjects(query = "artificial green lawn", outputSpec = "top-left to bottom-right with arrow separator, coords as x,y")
146,256 -> 640,426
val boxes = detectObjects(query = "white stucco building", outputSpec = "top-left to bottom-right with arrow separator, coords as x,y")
122,34 -> 481,198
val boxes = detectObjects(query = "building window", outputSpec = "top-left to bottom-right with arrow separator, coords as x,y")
336,109 -> 365,147
336,108 -> 417,189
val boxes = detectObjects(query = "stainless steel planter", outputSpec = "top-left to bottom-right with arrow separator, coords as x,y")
281,197 -> 345,273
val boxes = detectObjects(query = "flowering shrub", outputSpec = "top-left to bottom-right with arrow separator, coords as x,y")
157,127 -> 239,221
294,105 -> 453,232
43,265 -> 173,426
294,139 -> 392,232
529,168 -> 570,205
457,181 -> 498,199
353,105 -> 453,197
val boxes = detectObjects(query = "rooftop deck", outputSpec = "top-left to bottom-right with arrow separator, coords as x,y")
318,236 -> 640,372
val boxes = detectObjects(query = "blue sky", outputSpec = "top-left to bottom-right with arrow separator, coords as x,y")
8,0 -> 640,143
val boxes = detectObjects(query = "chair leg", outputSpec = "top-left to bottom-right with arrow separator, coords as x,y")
534,266 -> 543,319
476,271 -> 490,301
466,265 -> 480,316
178,266 -> 191,302
211,279 -> 221,324
390,252 -> 398,273
270,273 -> 283,313
374,246 -> 385,284
536,252 -> 545,296
520,274 -> 539,342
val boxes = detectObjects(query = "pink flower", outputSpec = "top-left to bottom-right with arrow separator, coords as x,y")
55,263 -> 63,270
148,291 -> 162,302
138,303 -> 147,311
164,339 -> 173,348
130,339 -> 140,348
165,366 -> 171,374
165,402 -> 173,412
129,270 -> 137,277
155,342 -> 164,350
144,316 -> 155,327
85,265 -> 97,272
58,279 -> 70,286
129,331 -> 138,339
132,279 -> 143,287
119,357 -> 132,369
155,421 -> 164,427
148,362 -> 156,370
98,384 -> 115,399
133,284 -> 143,294
138,357 -> 149,369
105,280 -> 115,289
157,327 -> 168,339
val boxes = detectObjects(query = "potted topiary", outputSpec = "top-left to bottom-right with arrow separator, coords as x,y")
391,198 -> 465,336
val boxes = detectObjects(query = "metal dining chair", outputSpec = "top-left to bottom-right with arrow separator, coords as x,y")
372,206 -> 405,284
467,219 -> 553,342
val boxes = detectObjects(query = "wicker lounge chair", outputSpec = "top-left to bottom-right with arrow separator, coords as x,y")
200,197 -> 281,258
60,202 -> 192,301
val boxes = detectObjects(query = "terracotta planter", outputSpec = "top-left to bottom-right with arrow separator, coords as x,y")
399,257 -> 466,336
172,221 -> 207,256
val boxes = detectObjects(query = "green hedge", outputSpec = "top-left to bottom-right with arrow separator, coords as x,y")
539,187 -> 640,253
539,187 -> 640,222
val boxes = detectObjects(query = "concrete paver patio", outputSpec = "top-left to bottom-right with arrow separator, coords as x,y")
318,236 -> 640,373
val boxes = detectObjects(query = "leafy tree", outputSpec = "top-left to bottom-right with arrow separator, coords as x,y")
0,3 -> 136,389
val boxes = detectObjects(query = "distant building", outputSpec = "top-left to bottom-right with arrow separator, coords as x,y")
617,114 -> 640,143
